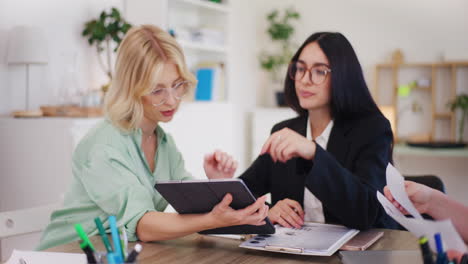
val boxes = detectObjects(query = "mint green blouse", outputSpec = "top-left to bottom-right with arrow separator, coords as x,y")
37,120 -> 193,250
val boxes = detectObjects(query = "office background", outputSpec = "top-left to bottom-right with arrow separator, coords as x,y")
1,0 -> 467,261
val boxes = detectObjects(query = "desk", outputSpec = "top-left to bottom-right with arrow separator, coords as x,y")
46,229 -> 418,264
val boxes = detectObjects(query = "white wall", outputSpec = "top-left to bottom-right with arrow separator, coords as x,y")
0,0 -> 124,114
253,0 -> 468,106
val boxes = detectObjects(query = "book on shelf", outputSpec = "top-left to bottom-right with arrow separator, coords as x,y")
194,62 -> 225,101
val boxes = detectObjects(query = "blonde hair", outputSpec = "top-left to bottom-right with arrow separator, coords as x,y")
104,24 -> 197,132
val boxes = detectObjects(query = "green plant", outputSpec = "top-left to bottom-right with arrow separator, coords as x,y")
82,7 -> 131,84
448,94 -> 468,142
259,8 -> 300,83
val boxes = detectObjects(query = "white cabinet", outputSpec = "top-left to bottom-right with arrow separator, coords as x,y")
250,108 -> 297,162
0,117 -> 102,212
0,117 -> 101,261
161,102 -> 244,178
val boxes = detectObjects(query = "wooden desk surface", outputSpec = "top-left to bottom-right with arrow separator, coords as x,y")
46,229 -> 418,264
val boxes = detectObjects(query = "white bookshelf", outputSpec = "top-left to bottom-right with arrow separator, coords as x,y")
125,0 -> 231,100
172,0 -> 231,13
178,40 -> 227,54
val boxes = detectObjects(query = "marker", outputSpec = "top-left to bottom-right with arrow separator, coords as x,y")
126,243 -> 142,263
109,215 -> 124,263
107,252 -> 116,264
74,223 -> 95,251
419,236 -> 434,264
434,233 -> 448,264
120,227 -> 128,260
80,241 -> 97,264
460,254 -> 468,264
94,217 -> 113,253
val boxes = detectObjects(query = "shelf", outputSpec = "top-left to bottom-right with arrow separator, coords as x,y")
377,63 -> 433,68
394,143 -> 468,158
178,40 -> 227,54
377,61 -> 468,68
434,112 -> 453,119
172,0 -> 231,13
412,86 -> 431,91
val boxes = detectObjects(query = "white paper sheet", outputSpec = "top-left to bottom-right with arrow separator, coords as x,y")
4,250 -> 86,264
377,191 -> 467,252
385,164 -> 423,219
378,164 -> 467,252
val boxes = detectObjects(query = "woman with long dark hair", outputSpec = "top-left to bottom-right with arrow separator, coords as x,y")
240,32 -> 397,230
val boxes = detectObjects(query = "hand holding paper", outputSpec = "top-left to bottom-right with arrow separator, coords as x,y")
385,164 -> 423,219
377,164 -> 467,253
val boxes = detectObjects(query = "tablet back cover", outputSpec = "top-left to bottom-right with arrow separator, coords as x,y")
154,179 -> 275,234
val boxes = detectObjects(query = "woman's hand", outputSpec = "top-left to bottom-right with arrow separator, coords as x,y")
383,181 -> 434,215
268,198 -> 305,229
204,150 -> 238,179
209,194 -> 269,228
261,128 -> 316,163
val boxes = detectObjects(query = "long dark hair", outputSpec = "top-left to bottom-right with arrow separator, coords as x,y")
285,32 -> 383,121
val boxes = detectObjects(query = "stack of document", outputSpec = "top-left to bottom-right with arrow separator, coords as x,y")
377,164 -> 467,252
240,222 -> 359,256
4,250 -> 85,264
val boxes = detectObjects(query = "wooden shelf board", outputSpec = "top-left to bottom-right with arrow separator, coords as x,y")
412,86 -> 431,91
377,61 -> 468,68
434,112 -> 453,119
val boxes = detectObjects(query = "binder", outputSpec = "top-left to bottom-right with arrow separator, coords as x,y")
240,222 -> 359,256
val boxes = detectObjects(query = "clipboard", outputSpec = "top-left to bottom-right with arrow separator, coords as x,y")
239,222 -> 359,256
154,178 -> 275,235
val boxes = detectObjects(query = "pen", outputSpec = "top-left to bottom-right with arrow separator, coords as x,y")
94,217 -> 113,253
80,241 -> 97,264
109,215 -> 124,263
74,223 -> 95,251
120,227 -> 128,260
460,254 -> 468,264
264,245 -> 303,253
419,236 -> 434,264
126,243 -> 142,263
107,252 -> 116,264
434,233 -> 448,264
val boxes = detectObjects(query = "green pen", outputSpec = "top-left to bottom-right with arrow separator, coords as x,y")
74,223 -> 95,251
94,217 -> 113,253
119,227 -> 128,260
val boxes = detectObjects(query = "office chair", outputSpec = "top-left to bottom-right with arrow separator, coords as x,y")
396,175 -> 445,224
404,175 -> 445,194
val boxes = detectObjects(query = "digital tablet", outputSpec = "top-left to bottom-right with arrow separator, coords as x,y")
154,178 -> 275,235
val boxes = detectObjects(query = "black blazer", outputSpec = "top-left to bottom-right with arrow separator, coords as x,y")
240,114 -> 398,230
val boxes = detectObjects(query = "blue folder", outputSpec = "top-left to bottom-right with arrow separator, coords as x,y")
195,68 -> 215,101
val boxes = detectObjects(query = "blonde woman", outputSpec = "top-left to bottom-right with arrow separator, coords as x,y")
37,25 -> 268,250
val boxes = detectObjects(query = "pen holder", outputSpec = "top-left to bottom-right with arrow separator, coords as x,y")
90,251 -> 137,264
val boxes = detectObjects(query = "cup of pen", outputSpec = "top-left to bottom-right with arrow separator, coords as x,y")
75,215 -> 142,264
92,245 -> 141,264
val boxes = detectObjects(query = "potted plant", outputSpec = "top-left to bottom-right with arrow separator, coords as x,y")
448,94 -> 468,142
259,8 -> 300,106
82,7 -> 132,92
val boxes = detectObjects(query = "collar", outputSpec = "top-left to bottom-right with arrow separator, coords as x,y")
133,125 -> 167,145
306,117 -> 334,144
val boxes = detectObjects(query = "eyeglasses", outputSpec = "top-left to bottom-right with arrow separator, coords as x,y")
288,60 -> 332,85
150,80 -> 191,107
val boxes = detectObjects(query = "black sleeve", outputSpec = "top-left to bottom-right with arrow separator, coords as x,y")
239,123 -> 284,198
239,154 -> 272,198
305,119 -> 392,230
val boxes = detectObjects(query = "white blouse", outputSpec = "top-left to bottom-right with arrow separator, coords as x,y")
303,118 -> 334,223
